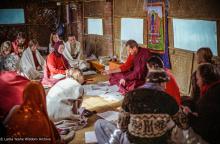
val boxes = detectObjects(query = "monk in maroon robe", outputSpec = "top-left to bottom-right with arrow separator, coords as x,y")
103,40 -> 151,94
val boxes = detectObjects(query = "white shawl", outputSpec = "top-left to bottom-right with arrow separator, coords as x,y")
20,47 -> 45,79
46,78 -> 84,122
63,41 -> 81,61
63,41 -> 89,70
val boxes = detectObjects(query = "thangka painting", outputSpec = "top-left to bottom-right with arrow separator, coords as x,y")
146,3 -> 165,53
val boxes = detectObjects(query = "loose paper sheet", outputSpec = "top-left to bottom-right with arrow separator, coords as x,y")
85,131 -> 98,144
97,111 -> 119,122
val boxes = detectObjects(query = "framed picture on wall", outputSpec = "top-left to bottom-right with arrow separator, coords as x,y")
145,2 -> 165,53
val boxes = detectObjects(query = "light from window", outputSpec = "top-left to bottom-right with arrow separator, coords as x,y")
88,18 -> 103,35
0,9 -> 25,24
173,18 -> 217,55
121,18 -> 144,44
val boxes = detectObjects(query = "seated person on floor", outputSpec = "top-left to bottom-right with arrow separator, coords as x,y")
185,63 -> 220,144
46,68 -> 87,142
142,56 -> 181,105
12,32 -> 28,55
3,81 -> 61,143
63,34 -> 89,70
20,39 -> 45,80
95,66 -> 189,144
16,43 -> 25,58
44,41 -> 70,79
191,47 -> 213,104
0,41 -> 20,71
47,68 -> 85,122
0,67 -> 29,121
49,32 -> 60,53
102,40 -> 151,94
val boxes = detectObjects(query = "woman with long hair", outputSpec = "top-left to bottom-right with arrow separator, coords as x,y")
189,63 -> 220,144
191,47 -> 214,103
49,32 -> 60,53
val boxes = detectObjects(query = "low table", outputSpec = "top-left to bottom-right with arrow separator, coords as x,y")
87,60 -> 105,72
109,61 -> 122,70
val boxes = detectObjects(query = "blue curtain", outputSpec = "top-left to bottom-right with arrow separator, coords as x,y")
162,0 -> 171,68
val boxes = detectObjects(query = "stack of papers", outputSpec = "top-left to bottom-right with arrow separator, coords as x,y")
85,131 -> 98,144
82,82 -> 123,101
97,111 -> 119,122
83,70 -> 97,76
100,92 -> 123,101
52,74 -> 65,79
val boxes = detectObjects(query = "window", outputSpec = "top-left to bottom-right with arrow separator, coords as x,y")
121,18 -> 144,44
87,18 -> 103,35
173,18 -> 217,55
0,9 -> 25,24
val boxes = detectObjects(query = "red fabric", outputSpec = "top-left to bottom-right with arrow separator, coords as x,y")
110,72 -> 146,95
119,54 -> 134,72
5,82 -> 59,143
46,52 -> 69,77
124,48 -> 151,81
32,51 -> 40,69
110,48 -> 151,94
41,61 -> 63,87
12,40 -> 28,55
165,69 -> 181,105
201,80 -> 220,97
0,71 -> 30,118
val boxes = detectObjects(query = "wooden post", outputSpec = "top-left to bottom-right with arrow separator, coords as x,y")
112,0 -> 115,56
82,1 -> 85,56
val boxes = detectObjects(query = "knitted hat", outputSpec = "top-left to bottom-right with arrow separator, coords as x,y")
146,67 -> 170,83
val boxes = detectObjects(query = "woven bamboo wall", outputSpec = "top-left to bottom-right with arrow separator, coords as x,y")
113,0 -> 148,58
114,0 -> 145,17
169,0 -> 220,95
169,0 -> 220,19
83,1 -> 113,57
84,1 -> 105,17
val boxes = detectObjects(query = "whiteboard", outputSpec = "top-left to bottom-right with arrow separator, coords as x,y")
121,18 -> 144,44
173,18 -> 217,55
88,18 -> 103,35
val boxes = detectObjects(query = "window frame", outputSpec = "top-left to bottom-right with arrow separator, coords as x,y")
0,8 -> 25,25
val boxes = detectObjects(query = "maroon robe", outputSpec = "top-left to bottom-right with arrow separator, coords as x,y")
109,47 -> 151,94
32,51 -> 40,69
